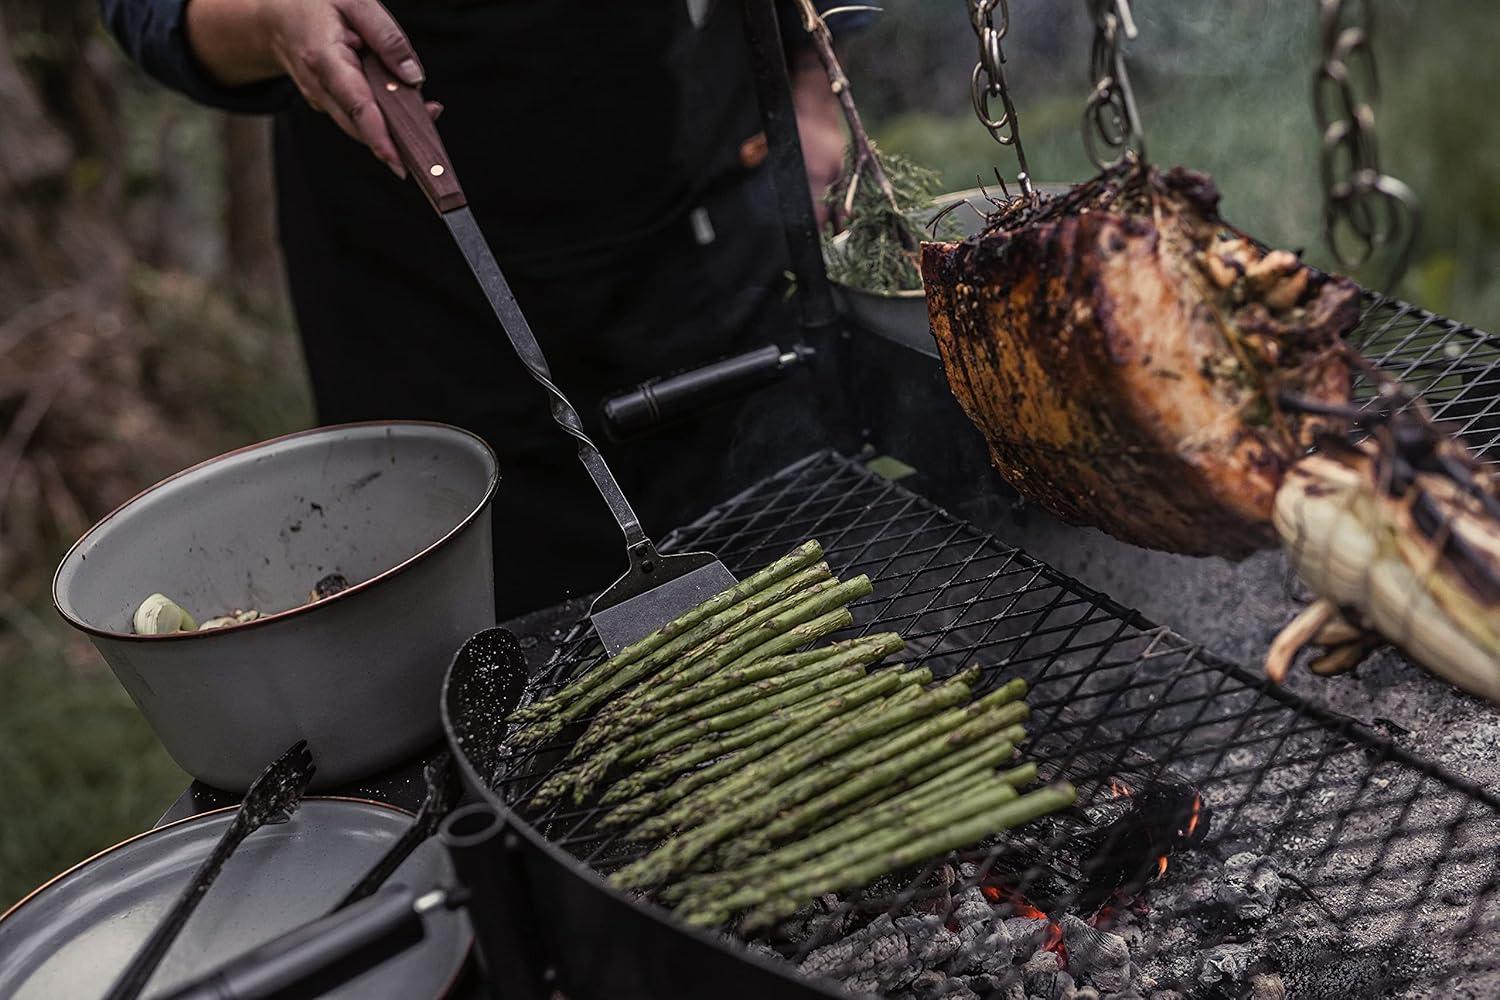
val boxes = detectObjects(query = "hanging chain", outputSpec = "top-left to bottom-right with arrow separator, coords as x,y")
1313,0 -> 1419,291
968,0 -> 1035,197
1082,0 -> 1146,170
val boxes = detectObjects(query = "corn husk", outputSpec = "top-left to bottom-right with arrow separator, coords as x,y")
1271,439 -> 1500,702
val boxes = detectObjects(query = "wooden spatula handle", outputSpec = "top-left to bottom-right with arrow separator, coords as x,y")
360,50 -> 466,213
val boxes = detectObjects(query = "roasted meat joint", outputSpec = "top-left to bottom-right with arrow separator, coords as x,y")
923,162 -> 1362,559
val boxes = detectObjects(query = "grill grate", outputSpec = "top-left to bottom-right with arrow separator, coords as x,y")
1353,294 -> 1500,460
491,295 -> 1500,998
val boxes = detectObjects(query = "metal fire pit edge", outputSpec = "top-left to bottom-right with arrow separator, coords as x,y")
441,630 -> 848,1000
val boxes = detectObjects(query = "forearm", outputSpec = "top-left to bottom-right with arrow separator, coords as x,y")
97,0 -> 293,112
183,0 -> 279,87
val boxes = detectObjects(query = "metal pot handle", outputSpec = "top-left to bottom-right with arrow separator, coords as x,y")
600,344 -> 814,441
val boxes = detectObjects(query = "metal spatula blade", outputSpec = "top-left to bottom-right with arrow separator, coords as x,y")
590,548 -> 737,655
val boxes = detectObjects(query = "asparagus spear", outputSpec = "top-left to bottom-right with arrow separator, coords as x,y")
621,667 -> 928,839
625,636 -> 906,755
715,701 -> 1030,868
717,707 -> 1032,869
509,541 -> 824,725
599,664 -> 917,828
659,666 -> 986,831
596,666 -> 875,810
567,641 -> 843,762
661,753 -> 1036,906
568,579 -> 839,750
641,577 -> 872,706
631,665 -> 955,841
610,671 -> 980,888
594,647 -> 847,761
816,719 -> 1031,831
512,567 -> 839,748
677,781 -> 1025,927
566,656 -> 874,805
684,782 -> 1079,930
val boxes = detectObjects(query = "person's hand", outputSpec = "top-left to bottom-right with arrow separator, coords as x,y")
789,50 -> 847,229
186,0 -> 441,177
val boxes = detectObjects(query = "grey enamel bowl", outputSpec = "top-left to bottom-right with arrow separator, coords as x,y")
53,421 -> 499,791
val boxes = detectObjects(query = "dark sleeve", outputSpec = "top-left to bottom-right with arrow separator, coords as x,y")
97,0 -> 295,113
779,0 -> 875,48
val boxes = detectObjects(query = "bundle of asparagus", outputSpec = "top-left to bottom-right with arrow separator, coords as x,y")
507,540 -> 1075,932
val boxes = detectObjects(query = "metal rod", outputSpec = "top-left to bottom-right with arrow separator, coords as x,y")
742,0 -> 837,336
440,804 -> 549,1000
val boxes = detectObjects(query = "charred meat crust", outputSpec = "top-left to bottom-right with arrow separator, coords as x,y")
923,164 -> 1360,559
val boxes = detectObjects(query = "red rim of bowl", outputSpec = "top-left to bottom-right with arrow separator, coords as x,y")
51,420 -> 499,644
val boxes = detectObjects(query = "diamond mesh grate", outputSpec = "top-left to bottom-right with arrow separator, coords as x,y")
486,296 -> 1500,998
1353,294 -> 1500,460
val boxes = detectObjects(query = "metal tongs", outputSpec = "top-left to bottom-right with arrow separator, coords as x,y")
359,52 -> 735,656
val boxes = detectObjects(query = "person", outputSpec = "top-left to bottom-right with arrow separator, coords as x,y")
98,0 -> 861,617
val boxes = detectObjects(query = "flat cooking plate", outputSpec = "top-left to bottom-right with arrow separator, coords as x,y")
0,798 -> 471,999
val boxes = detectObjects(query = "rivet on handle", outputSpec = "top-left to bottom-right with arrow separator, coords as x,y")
385,82 -> 398,92
430,165 -> 445,176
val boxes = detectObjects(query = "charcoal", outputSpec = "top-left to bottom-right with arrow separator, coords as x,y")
897,914 -> 963,966
773,893 -> 849,944
952,885 -> 993,924
1197,943 -> 1251,987
1249,972 -> 1286,1000
1215,853 -> 1282,922
800,915 -> 901,979
1060,915 -> 1131,993
909,969 -> 954,998
1005,916 -> 1053,957
744,941 -> 782,963
947,893 -> 1012,975
958,971 -> 1006,994
1023,950 -> 1074,999
1075,989 -> 1102,1000
972,925 -> 1017,976
800,937 -> 861,979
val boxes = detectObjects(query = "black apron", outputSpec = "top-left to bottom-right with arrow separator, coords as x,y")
272,1 -> 815,618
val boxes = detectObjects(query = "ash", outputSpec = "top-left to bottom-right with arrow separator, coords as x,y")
751,857 -> 1296,1000
752,809 -> 1500,1000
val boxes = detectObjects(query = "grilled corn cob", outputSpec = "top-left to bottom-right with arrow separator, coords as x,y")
1269,429 -> 1500,702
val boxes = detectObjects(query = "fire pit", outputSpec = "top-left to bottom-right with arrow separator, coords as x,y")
487,340 -> 1500,1000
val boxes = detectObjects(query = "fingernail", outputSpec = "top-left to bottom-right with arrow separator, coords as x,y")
399,59 -> 423,85
383,156 -> 406,180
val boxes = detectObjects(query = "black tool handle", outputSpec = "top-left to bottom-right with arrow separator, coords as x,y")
158,886 -> 427,1000
107,742 -> 315,1000
335,752 -> 458,909
107,822 -> 253,1000
601,344 -> 814,440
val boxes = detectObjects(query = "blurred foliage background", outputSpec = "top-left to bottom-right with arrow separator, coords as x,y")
0,0 -> 1495,907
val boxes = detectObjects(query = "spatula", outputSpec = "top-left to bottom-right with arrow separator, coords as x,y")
360,53 -> 735,655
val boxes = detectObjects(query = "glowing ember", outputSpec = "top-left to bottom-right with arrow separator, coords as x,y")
1185,794 -> 1203,838
981,882 -> 1068,963
1157,855 -> 1170,878
1109,777 -> 1134,798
